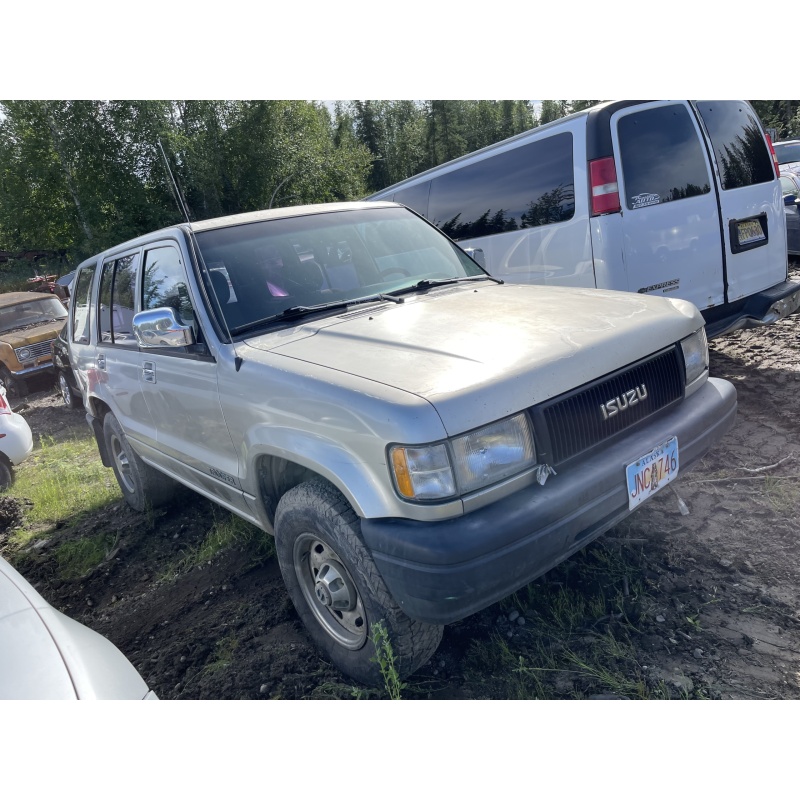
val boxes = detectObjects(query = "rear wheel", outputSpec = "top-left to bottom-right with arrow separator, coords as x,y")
103,413 -> 176,511
0,460 -> 13,491
274,479 -> 443,686
58,371 -> 81,409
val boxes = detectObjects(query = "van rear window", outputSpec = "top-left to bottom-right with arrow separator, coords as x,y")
695,101 -> 775,190
617,104 -> 711,210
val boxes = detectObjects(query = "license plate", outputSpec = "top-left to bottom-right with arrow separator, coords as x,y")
626,436 -> 679,510
737,218 -> 765,246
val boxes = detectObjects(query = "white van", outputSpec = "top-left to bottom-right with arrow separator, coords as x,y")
368,100 -> 800,337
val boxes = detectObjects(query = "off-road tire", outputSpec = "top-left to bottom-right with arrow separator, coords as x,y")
58,371 -> 82,409
274,478 -> 443,686
103,413 -> 176,512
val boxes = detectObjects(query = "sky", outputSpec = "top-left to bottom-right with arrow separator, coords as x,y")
3,4 -> 789,101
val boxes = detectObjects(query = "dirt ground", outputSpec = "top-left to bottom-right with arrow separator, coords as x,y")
3,284 -> 800,700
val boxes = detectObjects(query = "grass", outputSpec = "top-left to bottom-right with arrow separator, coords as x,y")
54,531 -> 118,579
161,511 -> 275,581
370,620 -> 406,700
460,540 -> 682,700
6,432 -> 121,544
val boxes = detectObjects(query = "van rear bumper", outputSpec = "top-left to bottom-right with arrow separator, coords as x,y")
703,279 -> 800,338
360,378 -> 737,625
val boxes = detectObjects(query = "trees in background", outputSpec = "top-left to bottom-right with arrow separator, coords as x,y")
2,99 -> 793,270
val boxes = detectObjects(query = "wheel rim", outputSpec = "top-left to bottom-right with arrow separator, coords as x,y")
293,533 -> 367,650
109,433 -> 136,494
58,373 -> 71,406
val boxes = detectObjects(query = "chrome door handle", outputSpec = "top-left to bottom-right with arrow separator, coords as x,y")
142,361 -> 156,384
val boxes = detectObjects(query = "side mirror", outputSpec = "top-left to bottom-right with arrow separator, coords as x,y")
463,247 -> 487,269
133,307 -> 196,348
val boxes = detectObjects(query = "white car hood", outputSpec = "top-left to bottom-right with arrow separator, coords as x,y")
250,283 -> 701,436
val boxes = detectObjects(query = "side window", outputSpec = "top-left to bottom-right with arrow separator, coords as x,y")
98,253 -> 140,346
695,101 -> 775,190
617,104 -> 711,210
427,133 -> 575,240
142,245 -> 195,326
71,263 -> 97,344
392,181 -> 431,218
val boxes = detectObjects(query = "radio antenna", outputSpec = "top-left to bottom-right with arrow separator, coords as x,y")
158,138 -> 191,224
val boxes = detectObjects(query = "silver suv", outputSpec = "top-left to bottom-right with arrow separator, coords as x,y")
66,202 -> 737,685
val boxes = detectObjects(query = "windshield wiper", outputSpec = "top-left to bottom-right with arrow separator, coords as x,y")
228,293 -> 404,336
389,274 -> 504,297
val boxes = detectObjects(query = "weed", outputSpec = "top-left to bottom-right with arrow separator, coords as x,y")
370,620 -> 406,699
55,532 -> 118,579
162,512 -> 274,580
8,433 -> 120,543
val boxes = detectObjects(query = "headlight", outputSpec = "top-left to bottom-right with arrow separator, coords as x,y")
389,413 -> 536,501
15,347 -> 32,361
680,327 -> 708,386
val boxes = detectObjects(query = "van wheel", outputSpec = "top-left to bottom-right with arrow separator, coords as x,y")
103,413 -> 176,512
274,479 -> 443,687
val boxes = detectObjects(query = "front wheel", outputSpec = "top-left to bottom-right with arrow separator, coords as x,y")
0,368 -> 27,400
274,479 -> 443,686
103,413 -> 176,511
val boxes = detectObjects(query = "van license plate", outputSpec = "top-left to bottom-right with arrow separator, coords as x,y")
736,219 -> 765,246
626,436 -> 679,510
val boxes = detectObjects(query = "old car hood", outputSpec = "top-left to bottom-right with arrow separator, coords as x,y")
0,318 -> 66,348
250,283 -> 701,435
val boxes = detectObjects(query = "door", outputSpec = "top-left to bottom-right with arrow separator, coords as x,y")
136,242 -> 246,512
611,101 -> 725,311
692,100 -> 787,302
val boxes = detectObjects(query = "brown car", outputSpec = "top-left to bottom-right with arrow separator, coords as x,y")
0,291 -> 68,397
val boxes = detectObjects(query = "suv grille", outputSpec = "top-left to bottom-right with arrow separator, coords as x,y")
15,339 -> 55,361
532,347 -> 684,467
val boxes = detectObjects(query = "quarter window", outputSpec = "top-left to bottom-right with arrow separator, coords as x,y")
71,263 -> 97,344
427,133 -> 575,240
617,104 -> 711,210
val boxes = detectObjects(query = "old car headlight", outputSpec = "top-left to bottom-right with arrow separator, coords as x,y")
451,413 -> 536,494
390,413 -> 535,501
15,347 -> 32,361
390,443 -> 456,500
680,327 -> 708,387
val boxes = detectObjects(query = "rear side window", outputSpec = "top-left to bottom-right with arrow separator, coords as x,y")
617,104 -> 711,210
695,101 -> 775,190
98,253 -> 140,346
71,263 -> 97,344
427,133 -> 575,240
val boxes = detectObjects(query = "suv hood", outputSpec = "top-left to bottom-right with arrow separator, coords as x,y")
249,284 -> 701,435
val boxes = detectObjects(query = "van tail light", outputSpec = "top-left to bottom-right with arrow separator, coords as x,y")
765,133 -> 780,179
590,157 -> 621,215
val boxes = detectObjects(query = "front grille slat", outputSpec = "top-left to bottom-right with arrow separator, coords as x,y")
15,339 -> 55,360
536,347 -> 683,467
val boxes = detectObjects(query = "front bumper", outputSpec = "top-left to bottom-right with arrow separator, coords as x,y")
360,377 -> 737,625
703,280 -> 800,338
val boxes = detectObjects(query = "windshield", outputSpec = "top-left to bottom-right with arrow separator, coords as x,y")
194,206 -> 485,334
774,142 -> 800,164
0,295 -> 67,334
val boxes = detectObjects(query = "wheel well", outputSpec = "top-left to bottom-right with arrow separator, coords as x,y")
257,455 -> 329,528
